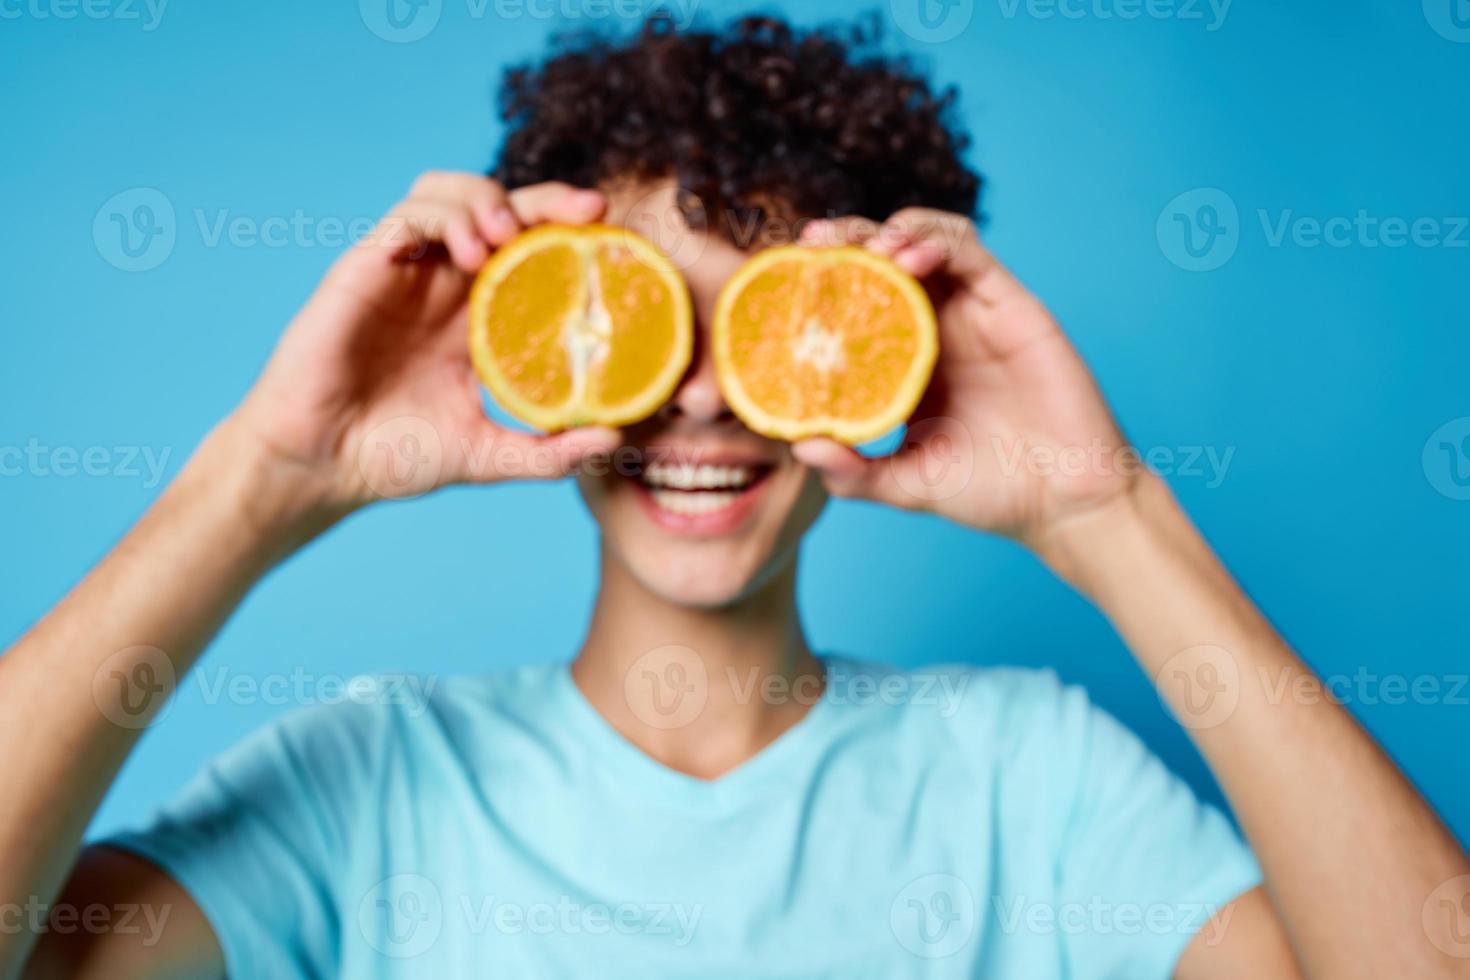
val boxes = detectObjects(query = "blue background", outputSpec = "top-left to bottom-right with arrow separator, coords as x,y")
1,0 -> 1466,845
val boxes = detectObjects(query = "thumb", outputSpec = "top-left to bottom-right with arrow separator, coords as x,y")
792,438 -> 903,506
540,426 -> 623,478
459,424 -> 622,483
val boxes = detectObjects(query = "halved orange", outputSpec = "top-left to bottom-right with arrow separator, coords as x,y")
469,224 -> 693,431
712,245 -> 938,445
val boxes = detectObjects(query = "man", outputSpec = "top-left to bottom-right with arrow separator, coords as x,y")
4,14 -> 1467,979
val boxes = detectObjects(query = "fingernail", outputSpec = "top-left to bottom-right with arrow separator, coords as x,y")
566,426 -> 620,452
791,443 -> 822,467
490,207 -> 517,240
894,247 -> 926,274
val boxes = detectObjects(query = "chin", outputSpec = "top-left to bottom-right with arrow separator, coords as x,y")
624,547 -> 789,610
578,447 -> 827,610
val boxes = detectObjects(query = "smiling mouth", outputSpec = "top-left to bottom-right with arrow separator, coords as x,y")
634,459 -> 775,526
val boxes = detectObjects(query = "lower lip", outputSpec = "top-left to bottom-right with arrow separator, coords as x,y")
631,475 -> 772,536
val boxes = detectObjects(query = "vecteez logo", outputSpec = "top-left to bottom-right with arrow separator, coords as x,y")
359,0 -> 699,43
90,192 -> 431,273
889,0 -> 976,44
0,0 -> 168,30
891,417 -> 976,503
93,188 -> 176,273
92,646 -> 177,730
624,645 -> 708,730
891,874 -> 977,958
1423,0 -> 1470,42
359,0 -> 441,43
1158,188 -> 1469,271
1423,417 -> 1470,501
1157,188 -> 1240,272
1155,644 -> 1240,730
996,0 -> 1232,31
358,875 -> 444,958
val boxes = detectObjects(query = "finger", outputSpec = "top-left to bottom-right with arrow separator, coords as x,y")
889,240 -> 951,279
791,438 -> 914,510
506,182 -> 607,227
368,200 -> 487,272
544,426 -> 623,476
799,215 -> 883,248
460,424 -> 622,484
867,207 -> 992,282
409,171 -> 519,246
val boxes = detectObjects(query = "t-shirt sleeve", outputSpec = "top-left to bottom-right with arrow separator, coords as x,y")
1047,681 -> 1262,979
101,703 -> 378,979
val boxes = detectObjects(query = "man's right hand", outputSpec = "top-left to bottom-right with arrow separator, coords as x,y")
228,173 -> 621,527
3,175 -> 633,979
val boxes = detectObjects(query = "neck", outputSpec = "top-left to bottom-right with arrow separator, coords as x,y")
573,548 -> 823,780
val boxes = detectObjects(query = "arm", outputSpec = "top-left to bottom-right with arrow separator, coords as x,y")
794,211 -> 1470,979
1,175 -> 619,979
0,425 -> 291,979
1045,472 -> 1470,979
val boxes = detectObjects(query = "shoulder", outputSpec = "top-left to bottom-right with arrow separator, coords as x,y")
823,655 -> 1086,720
232,663 -> 566,776
822,656 -> 1098,765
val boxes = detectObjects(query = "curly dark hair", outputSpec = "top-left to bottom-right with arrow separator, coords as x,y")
492,12 -> 982,240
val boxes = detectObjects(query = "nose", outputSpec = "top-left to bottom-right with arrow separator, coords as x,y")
662,326 -> 735,424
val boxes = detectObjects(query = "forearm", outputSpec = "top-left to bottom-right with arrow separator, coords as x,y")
0,420 -> 324,974
1041,473 -> 1470,979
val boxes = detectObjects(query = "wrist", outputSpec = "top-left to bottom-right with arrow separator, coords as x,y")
1031,472 -> 1189,599
184,418 -> 349,563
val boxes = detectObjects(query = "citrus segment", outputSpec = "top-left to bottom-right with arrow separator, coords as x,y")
590,242 -> 683,411
712,245 -> 938,444
469,224 -> 693,431
478,241 -> 582,411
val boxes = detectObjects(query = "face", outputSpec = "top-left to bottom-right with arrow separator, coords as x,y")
576,183 -> 828,609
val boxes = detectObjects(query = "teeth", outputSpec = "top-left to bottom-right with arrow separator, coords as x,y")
642,462 -> 755,490
650,489 -> 740,515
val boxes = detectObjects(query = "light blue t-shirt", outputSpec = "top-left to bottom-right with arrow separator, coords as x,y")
107,659 -> 1259,978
